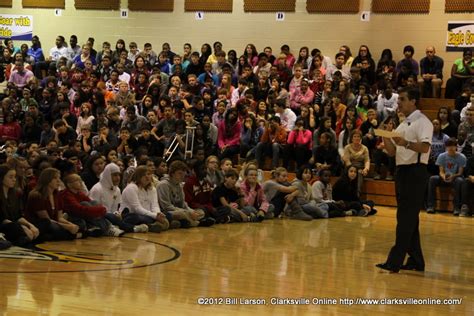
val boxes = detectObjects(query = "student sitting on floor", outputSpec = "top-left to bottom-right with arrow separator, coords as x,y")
262,167 -> 312,221
332,165 -> 377,217
62,173 -> 124,237
239,166 -> 274,221
184,161 -> 231,224
211,168 -> 251,222
157,160 -> 215,228
0,165 -> 40,246
120,166 -> 170,232
205,155 -> 223,188
311,169 -> 350,218
89,163 -> 149,233
291,166 -> 328,219
426,137 -> 466,215
25,168 -> 84,241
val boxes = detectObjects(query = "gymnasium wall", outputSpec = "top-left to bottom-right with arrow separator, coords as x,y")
1,0 -> 473,82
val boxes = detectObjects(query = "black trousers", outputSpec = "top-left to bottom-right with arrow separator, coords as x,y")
386,164 -> 429,268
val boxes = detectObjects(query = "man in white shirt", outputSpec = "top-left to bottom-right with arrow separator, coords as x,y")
377,87 -> 433,273
48,36 -> 69,62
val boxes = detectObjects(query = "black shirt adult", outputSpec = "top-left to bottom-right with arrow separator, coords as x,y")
419,55 -> 444,80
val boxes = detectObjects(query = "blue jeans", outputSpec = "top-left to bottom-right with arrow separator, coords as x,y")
122,213 -> 155,226
301,200 -> 328,219
427,175 -> 463,209
105,213 -> 135,232
242,204 -> 275,216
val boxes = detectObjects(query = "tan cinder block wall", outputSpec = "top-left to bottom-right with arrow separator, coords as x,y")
2,0 -> 472,83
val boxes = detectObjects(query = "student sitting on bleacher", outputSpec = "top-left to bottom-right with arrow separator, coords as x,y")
426,138 -> 466,215
428,119 -> 449,175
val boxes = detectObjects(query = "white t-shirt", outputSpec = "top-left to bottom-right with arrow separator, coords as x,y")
49,46 -> 69,61
119,72 -> 131,84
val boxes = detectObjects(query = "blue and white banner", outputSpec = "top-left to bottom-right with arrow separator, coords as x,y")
0,15 -> 33,41
446,21 -> 474,52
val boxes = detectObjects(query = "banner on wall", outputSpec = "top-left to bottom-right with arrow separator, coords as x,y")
0,15 -> 33,41
446,21 -> 474,52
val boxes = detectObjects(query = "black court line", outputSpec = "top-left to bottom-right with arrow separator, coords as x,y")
0,236 -> 181,274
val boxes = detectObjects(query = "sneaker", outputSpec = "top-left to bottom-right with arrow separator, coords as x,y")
133,224 -> 149,233
256,210 -> 266,222
199,217 -> 216,227
357,209 -> 369,217
453,209 -> 461,216
0,233 -> 12,250
344,210 -> 354,216
289,210 -> 312,221
373,173 -> 381,180
460,205 -> 470,217
385,175 -> 394,181
106,225 -> 125,237
426,208 -> 435,214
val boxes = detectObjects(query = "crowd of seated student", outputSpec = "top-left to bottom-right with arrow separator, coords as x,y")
0,37 -> 473,249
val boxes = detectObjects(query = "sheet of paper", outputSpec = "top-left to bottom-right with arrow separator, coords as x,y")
374,129 -> 402,138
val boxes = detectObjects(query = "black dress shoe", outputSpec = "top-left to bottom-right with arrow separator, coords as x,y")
400,263 -> 425,271
376,263 -> 400,273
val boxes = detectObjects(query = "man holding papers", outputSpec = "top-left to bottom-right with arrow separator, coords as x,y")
376,88 -> 433,273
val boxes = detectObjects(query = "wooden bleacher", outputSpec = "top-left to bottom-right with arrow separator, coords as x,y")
418,97 -> 455,121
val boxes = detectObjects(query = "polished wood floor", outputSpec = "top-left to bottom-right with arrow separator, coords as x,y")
0,207 -> 472,315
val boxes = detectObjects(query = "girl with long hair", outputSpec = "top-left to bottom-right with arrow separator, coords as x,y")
25,168 -> 83,240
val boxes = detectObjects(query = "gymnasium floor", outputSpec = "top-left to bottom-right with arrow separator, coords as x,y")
0,207 -> 472,315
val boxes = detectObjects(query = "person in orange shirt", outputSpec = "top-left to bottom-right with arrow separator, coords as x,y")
255,116 -> 287,169
331,92 -> 347,124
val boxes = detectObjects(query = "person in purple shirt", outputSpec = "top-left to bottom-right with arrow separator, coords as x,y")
8,61 -> 34,89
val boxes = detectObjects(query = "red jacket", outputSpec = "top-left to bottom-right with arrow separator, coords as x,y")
183,175 -> 214,211
60,189 -> 106,219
